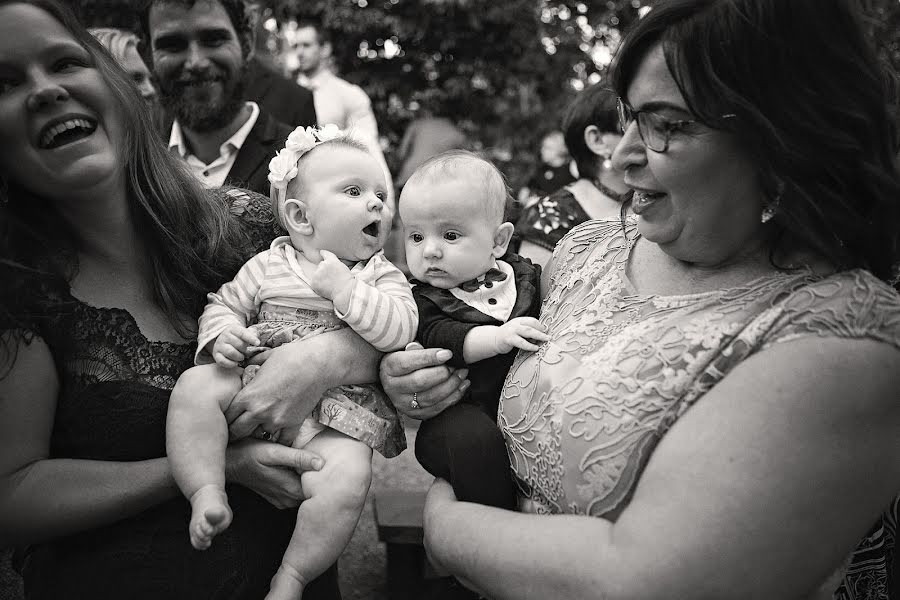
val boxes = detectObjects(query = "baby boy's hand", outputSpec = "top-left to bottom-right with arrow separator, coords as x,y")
213,326 -> 261,368
309,249 -> 355,301
494,317 -> 550,354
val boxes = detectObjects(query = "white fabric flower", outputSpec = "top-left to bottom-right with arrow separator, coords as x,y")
315,123 -> 342,142
267,148 -> 299,190
268,125 -> 344,192
284,126 -> 317,154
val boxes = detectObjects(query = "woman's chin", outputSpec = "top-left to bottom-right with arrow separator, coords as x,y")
636,218 -> 684,249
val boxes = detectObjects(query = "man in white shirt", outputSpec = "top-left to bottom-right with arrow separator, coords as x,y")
145,0 -> 293,195
294,19 -> 394,201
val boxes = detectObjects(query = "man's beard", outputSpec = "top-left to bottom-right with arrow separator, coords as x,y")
158,63 -> 249,132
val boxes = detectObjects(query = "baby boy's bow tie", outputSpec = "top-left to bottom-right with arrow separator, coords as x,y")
458,268 -> 508,293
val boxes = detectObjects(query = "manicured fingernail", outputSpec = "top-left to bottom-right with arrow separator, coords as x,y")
436,349 -> 452,361
457,369 -> 469,379
460,380 -> 471,392
312,458 -> 324,469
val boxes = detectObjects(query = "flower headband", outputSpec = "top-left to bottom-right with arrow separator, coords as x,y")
268,123 -> 343,197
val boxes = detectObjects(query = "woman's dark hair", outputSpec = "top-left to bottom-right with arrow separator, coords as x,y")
562,84 -> 620,182
610,0 -> 900,281
0,0 -> 249,367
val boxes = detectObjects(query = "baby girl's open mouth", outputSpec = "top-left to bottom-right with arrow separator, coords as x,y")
362,221 -> 380,238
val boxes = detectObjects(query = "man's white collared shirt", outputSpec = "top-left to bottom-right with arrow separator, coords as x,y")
297,70 -> 394,200
168,101 -> 260,188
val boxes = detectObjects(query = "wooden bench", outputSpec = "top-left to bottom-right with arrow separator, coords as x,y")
373,490 -> 429,600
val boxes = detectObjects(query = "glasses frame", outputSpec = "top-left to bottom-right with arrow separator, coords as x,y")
616,98 -> 736,154
616,98 -> 701,153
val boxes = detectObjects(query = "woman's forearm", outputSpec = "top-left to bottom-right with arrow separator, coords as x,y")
428,500 -> 632,600
0,457 -> 179,545
309,326 -> 382,387
225,326 -> 385,437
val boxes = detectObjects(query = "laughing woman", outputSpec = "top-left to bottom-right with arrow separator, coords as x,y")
0,0 -> 378,597
380,0 -> 900,598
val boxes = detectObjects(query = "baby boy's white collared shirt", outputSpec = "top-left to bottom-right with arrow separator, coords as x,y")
449,260 -> 517,322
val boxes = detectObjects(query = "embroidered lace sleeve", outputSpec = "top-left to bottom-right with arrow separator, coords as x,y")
543,217 -> 634,302
762,269 -> 900,352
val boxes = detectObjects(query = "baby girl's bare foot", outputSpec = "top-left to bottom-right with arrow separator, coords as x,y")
188,485 -> 232,550
265,563 -> 307,600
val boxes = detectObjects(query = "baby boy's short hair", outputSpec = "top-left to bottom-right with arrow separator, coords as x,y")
403,150 -> 511,225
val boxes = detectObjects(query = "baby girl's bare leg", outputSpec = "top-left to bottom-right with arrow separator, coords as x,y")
166,363 -> 243,550
266,428 -> 373,600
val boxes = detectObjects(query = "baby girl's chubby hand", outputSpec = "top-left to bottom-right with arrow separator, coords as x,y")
212,326 -> 261,368
309,249 -> 355,300
494,317 -> 550,354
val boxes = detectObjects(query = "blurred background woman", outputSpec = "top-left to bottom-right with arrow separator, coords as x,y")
514,83 -> 627,266
88,26 -> 157,105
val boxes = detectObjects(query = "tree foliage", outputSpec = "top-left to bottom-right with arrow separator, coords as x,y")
267,0 -> 649,187
73,0 -> 898,188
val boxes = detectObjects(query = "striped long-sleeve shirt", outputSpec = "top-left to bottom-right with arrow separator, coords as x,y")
196,236 -> 417,363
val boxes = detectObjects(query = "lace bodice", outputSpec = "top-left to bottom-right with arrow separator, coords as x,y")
498,218 -> 900,599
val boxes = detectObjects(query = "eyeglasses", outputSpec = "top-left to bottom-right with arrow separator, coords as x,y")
616,97 -> 703,153
617,98 -> 737,153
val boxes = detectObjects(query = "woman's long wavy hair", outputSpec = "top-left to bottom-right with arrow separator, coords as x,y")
610,0 -> 900,282
0,0 -> 249,365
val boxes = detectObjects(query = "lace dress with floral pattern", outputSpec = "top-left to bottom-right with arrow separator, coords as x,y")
498,218 -> 900,599
13,190 -> 341,600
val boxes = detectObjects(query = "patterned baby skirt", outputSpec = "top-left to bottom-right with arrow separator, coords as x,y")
242,302 -> 406,458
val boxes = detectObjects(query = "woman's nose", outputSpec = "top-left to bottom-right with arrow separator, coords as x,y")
25,75 -> 69,112
610,121 -> 646,173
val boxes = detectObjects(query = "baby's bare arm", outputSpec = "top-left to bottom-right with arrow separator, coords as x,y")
462,317 -> 549,363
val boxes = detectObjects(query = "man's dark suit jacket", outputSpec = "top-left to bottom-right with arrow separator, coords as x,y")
244,57 -> 317,129
225,109 -> 294,195
162,108 -> 294,197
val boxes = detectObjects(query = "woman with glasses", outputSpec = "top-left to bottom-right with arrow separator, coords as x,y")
513,84 -> 627,267
378,0 -> 900,598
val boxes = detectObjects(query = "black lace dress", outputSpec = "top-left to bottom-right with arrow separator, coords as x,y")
16,191 -> 341,600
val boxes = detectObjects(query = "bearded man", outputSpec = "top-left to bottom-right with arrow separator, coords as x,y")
145,0 -> 293,195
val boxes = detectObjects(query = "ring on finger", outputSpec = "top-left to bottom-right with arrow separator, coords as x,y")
410,392 -> 420,410
255,426 -> 278,442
